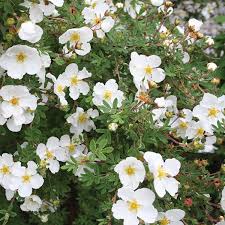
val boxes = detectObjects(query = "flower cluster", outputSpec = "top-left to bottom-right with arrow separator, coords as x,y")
0,153 -> 44,198
113,153 -> 184,225
0,85 -> 38,132
36,135 -> 92,177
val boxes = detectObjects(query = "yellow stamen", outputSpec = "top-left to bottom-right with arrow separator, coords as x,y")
68,144 -> 75,153
70,32 -> 80,42
208,107 -> 219,118
179,121 -> 188,129
128,200 -> 140,212
125,166 -> 136,176
157,166 -> 167,179
93,17 -> 101,24
45,150 -> 54,160
57,85 -> 64,93
9,97 -> 19,106
160,217 -> 170,225
78,113 -> 88,124
0,165 -> 10,175
16,52 -> 27,63
103,90 -> 112,100
70,76 -> 79,86
144,66 -> 153,75
196,128 -> 204,136
92,2 -> 97,8
22,175 -> 31,183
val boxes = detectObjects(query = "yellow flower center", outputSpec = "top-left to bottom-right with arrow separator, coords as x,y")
0,165 -> 10,175
103,90 -> 112,100
93,17 -> 101,24
92,2 -> 97,8
157,166 -> 167,179
160,217 -> 170,225
22,175 -> 31,183
179,121 -> 188,129
68,144 -> 75,153
57,85 -> 64,93
125,165 -> 136,176
16,52 -> 27,63
70,76 -> 79,86
196,128 -> 204,136
208,107 -> 219,118
78,113 -> 88,124
70,32 -> 80,42
128,200 -> 140,212
45,150 -> 54,160
144,66 -> 153,75
10,97 -> 19,106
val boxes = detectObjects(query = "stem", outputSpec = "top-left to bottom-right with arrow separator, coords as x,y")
2,195 -> 16,225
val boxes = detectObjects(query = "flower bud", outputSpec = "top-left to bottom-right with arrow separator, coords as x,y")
184,198 -> 193,207
116,2 -> 124,8
6,17 -> 15,26
207,62 -> 217,72
108,122 -> 118,131
205,37 -> 214,46
211,78 -> 220,85
165,1 -> 173,7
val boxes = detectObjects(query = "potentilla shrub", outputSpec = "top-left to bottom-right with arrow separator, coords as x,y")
0,0 -> 224,225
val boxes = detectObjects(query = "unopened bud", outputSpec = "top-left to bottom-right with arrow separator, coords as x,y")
108,123 -> 118,131
211,78 -> 220,85
207,62 -> 217,72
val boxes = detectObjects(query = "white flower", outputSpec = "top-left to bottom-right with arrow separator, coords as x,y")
129,52 -> 165,90
188,18 -> 203,32
60,134 -> 86,159
0,45 -> 42,79
18,21 -> 43,43
67,107 -> 99,135
112,187 -> 158,225
157,209 -> 185,225
192,93 -> 225,126
36,136 -> 68,174
93,79 -> 124,108
216,222 -> 225,225
114,157 -> 146,190
198,136 -> 217,153
21,1 -> 44,23
170,109 -> 193,138
0,153 -> 15,189
20,195 -> 42,212
9,161 -> 44,197
5,189 -> 15,201
207,62 -> 217,72
152,95 -> 178,125
221,186 -> 225,211
124,0 -> 143,19
151,0 -> 164,6
74,151 -> 94,177
59,27 -> 93,56
144,151 -> 181,198
47,73 -> 69,106
82,2 -> 115,38
186,120 -> 213,140
36,52 -> 51,88
49,0 -> 64,7
0,85 -> 38,132
61,63 -> 91,100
